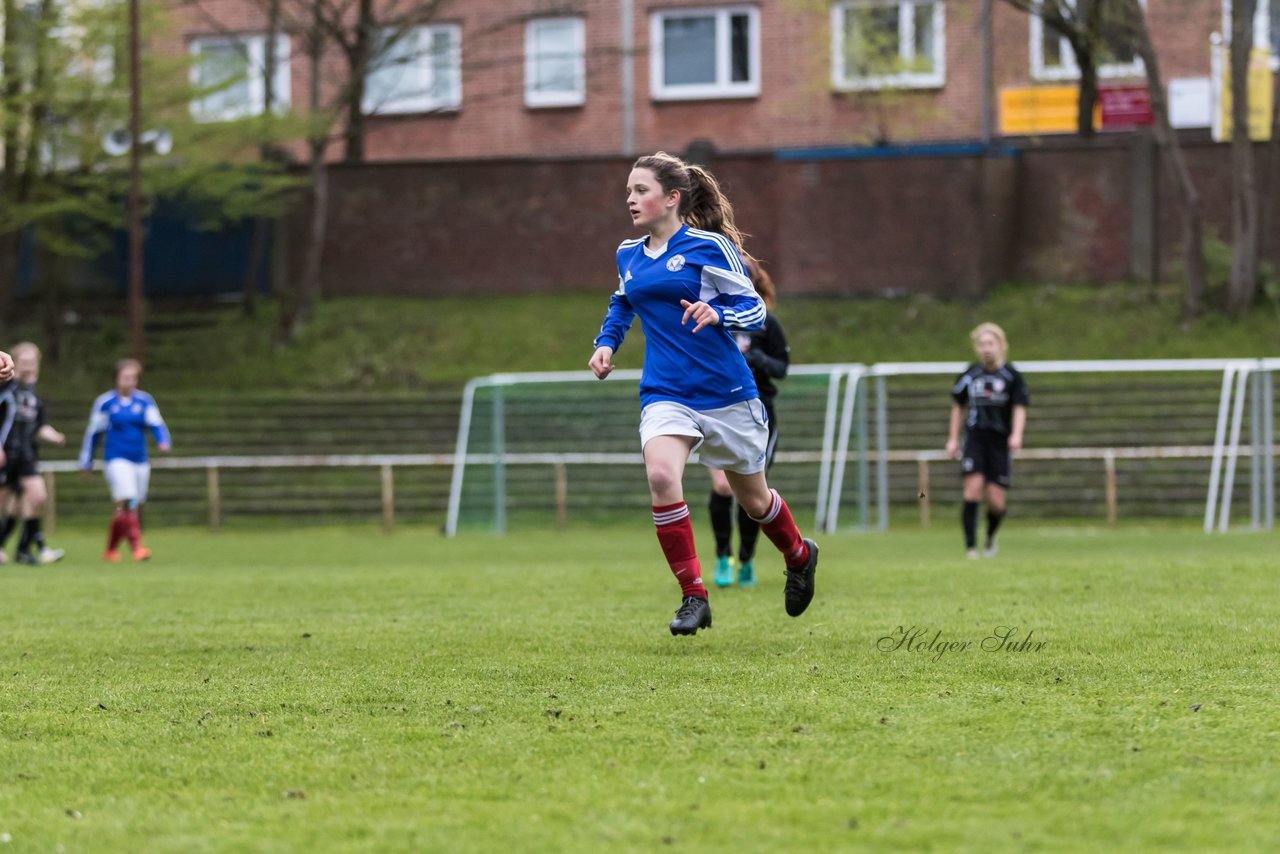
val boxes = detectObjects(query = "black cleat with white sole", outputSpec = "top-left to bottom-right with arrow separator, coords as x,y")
669,595 -> 712,636
783,538 -> 819,617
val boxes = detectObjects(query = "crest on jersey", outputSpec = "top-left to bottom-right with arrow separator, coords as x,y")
666,254 -> 686,272
993,379 -> 1006,393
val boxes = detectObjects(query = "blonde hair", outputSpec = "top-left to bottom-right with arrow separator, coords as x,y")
631,151 -> 754,264
10,342 -> 40,362
970,323 -> 1008,360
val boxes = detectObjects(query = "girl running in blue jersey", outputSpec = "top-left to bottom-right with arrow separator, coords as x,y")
589,151 -> 819,636
79,359 -> 171,562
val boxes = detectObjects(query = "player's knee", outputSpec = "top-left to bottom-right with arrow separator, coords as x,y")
735,490 -> 772,520
645,465 -> 680,498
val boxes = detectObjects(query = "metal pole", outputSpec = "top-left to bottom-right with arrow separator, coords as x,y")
917,457 -> 930,529
44,472 -> 56,537
1205,365 -> 1237,532
1265,370 -> 1275,529
825,370 -> 862,533
445,377 -> 483,537
207,465 -> 221,532
1104,450 -> 1117,526
1218,366 -> 1251,532
813,370 -> 843,531
1250,370 -> 1262,530
620,0 -> 634,155
875,374 -> 889,531
856,372 -> 869,530
980,0 -> 994,145
492,385 -> 506,535
554,462 -> 567,529
127,0 -> 145,359
381,463 -> 395,533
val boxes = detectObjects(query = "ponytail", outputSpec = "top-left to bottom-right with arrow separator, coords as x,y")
632,151 -> 754,266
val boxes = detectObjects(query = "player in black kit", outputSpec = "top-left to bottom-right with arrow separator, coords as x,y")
946,323 -> 1028,559
0,343 -> 67,565
708,262 -> 790,588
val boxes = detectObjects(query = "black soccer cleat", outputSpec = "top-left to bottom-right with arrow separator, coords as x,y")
783,538 -> 819,617
669,595 -> 712,636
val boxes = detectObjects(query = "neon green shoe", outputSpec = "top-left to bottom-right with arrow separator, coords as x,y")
737,559 -> 756,588
714,555 -> 735,587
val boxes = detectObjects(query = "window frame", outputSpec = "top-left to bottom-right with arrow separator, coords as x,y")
649,5 -> 761,101
362,24 -> 462,116
189,33 -> 291,123
830,0 -> 947,92
525,16 -> 586,108
1029,0 -> 1144,82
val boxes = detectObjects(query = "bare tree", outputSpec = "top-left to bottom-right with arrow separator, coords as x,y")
1000,0 -> 1134,138
1226,0 -> 1260,316
1119,0 -> 1207,320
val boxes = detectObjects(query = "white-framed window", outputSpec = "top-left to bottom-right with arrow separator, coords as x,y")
831,0 -> 946,90
650,6 -> 760,100
190,34 -> 290,122
525,17 -> 585,108
363,24 -> 461,115
1030,0 -> 1142,81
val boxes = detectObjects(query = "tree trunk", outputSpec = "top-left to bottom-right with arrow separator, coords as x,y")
278,0 -> 328,343
1,0 -> 21,200
1124,0 -> 1206,319
293,137 -> 328,337
1227,0 -> 1260,316
343,0 -> 373,163
1075,45 -> 1098,138
245,0 -> 281,317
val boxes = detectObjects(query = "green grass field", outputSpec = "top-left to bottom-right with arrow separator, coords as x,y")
2,524 -> 1278,852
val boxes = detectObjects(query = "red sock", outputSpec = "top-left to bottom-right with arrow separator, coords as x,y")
124,510 -> 141,550
652,503 -> 706,599
107,511 -> 127,551
751,490 -> 810,567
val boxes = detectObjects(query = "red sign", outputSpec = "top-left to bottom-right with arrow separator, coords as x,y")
1099,85 -> 1154,129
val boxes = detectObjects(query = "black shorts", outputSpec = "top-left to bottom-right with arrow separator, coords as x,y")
961,432 -> 1011,488
1,456 -> 38,493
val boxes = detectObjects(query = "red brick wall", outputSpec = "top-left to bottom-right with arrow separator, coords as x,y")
297,140 -> 1280,298
171,0 -> 1224,161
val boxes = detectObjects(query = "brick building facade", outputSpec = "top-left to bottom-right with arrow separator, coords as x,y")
171,0 -> 1263,160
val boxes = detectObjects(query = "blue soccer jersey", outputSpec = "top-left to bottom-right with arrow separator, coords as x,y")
594,225 -> 766,410
79,391 -> 171,468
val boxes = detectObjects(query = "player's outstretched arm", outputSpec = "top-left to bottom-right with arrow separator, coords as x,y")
945,404 -> 964,459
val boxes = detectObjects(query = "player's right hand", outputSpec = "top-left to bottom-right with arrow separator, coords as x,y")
945,438 -> 960,460
589,346 -> 615,380
0,351 -> 12,382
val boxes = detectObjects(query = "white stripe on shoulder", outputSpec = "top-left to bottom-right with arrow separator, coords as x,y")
91,391 -> 115,411
686,228 -> 745,275
617,237 -> 646,250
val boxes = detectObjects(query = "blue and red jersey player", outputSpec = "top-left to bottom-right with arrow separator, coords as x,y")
78,358 -> 171,561
590,151 -> 819,636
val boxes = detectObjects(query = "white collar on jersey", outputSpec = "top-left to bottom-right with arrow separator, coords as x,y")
643,239 -> 669,259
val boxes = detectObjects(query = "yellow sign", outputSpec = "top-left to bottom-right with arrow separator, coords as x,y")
999,86 -> 1102,135
1213,46 -> 1273,141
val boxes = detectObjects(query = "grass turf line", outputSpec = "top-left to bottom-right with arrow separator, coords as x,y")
1,525 -> 1277,852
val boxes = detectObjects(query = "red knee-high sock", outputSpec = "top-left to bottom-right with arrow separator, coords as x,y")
107,510 -> 128,551
750,490 -> 810,567
652,503 -> 706,600
124,510 -> 141,550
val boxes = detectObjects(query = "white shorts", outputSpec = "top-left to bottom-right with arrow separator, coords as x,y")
105,459 -> 151,504
639,399 -> 770,475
